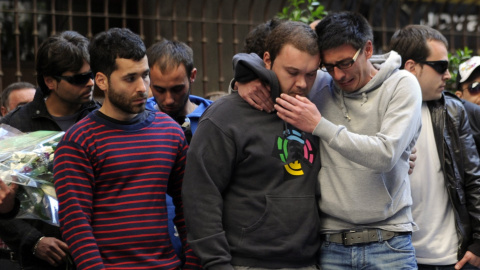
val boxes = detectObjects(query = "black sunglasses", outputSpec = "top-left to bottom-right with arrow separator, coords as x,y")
467,82 -> 480,94
419,60 -> 449,74
53,71 -> 94,86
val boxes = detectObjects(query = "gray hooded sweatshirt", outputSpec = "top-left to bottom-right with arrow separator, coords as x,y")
311,50 -> 422,233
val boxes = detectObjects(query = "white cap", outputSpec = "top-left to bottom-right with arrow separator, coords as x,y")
458,56 -> 480,83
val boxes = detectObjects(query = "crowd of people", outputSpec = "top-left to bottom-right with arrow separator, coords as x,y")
0,10 -> 480,270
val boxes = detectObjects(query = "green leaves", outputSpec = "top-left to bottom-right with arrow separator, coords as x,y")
277,0 -> 327,24
447,46 -> 473,91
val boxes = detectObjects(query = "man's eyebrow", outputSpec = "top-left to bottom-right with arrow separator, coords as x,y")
122,69 -> 150,78
323,57 -> 352,65
285,66 -> 300,72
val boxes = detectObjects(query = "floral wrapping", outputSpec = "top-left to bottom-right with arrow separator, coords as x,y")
0,125 -> 64,226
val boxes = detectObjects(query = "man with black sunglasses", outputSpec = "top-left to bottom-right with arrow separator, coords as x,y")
455,56 -> 480,154
390,24 -> 480,270
1,31 -> 99,132
0,31 -> 100,270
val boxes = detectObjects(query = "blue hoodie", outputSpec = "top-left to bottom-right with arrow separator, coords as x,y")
146,94 -> 212,258
146,94 -> 213,134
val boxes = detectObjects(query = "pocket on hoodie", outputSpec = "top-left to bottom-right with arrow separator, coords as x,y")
239,195 -> 320,257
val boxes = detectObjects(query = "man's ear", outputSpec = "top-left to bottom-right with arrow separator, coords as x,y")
364,40 -> 374,59
0,106 -> 7,117
404,59 -> 418,76
44,76 -> 57,91
95,72 -> 108,92
455,90 -> 464,99
264,51 -> 272,69
190,68 -> 197,83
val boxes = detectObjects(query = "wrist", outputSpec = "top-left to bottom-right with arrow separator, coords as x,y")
32,236 -> 45,255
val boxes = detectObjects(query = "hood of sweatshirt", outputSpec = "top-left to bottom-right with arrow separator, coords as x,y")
232,53 -> 281,103
332,50 -> 402,121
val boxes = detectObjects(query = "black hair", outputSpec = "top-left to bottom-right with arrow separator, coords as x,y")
35,31 -> 89,95
390,24 -> 448,69
147,39 -> 194,78
89,28 -> 146,78
315,11 -> 373,57
243,18 -> 285,58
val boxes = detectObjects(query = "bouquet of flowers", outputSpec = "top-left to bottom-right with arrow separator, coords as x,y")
0,125 -> 64,226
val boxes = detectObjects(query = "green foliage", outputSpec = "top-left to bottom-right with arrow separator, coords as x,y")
447,46 -> 473,91
277,0 -> 327,24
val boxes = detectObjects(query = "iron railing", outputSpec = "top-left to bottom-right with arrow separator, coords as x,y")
1,0 -> 480,98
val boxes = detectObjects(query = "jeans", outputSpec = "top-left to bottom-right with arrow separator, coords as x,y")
418,263 -> 478,270
319,234 -> 417,269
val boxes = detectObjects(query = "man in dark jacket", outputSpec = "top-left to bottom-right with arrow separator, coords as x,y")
455,56 -> 480,154
390,25 -> 480,269
183,21 -> 322,269
0,31 -> 100,270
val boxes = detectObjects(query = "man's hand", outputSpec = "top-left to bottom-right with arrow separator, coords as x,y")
408,147 -> 417,175
455,251 -> 480,269
34,237 -> 70,267
236,79 -> 274,112
274,94 -> 322,133
0,178 -> 18,214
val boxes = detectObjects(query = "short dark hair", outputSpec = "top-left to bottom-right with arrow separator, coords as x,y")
89,28 -> 146,78
315,11 -> 373,56
36,31 -> 89,95
390,24 -> 448,69
265,20 -> 318,66
1,81 -> 36,108
243,18 -> 284,58
147,39 -> 194,78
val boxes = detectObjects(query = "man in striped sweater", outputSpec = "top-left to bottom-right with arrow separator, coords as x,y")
53,28 -> 200,270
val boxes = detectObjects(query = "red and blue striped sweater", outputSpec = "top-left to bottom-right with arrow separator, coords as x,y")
53,110 -> 200,270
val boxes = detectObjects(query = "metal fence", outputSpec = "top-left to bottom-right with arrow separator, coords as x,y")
1,0 -> 480,98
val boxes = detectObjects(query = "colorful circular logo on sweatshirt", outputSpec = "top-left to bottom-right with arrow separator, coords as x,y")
274,129 -> 315,176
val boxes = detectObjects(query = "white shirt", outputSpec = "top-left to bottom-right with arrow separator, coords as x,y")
410,102 -> 458,265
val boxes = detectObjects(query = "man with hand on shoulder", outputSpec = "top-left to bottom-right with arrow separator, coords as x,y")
183,20 -> 322,269
235,11 -> 422,269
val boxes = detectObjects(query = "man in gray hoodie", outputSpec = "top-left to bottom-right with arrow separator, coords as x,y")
237,11 -> 422,269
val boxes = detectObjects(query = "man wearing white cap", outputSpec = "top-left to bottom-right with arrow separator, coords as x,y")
456,56 -> 480,153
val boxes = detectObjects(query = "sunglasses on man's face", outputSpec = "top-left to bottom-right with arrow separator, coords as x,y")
419,60 -> 449,74
467,82 -> 480,95
53,71 -> 94,86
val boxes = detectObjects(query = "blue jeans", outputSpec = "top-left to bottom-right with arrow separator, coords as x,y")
319,234 -> 417,269
418,263 -> 478,270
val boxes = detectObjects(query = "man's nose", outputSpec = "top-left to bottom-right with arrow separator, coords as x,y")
164,91 -> 175,104
332,66 -> 346,81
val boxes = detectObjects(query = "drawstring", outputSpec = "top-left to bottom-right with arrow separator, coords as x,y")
361,92 -> 368,106
340,91 -> 368,121
340,91 -> 351,122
